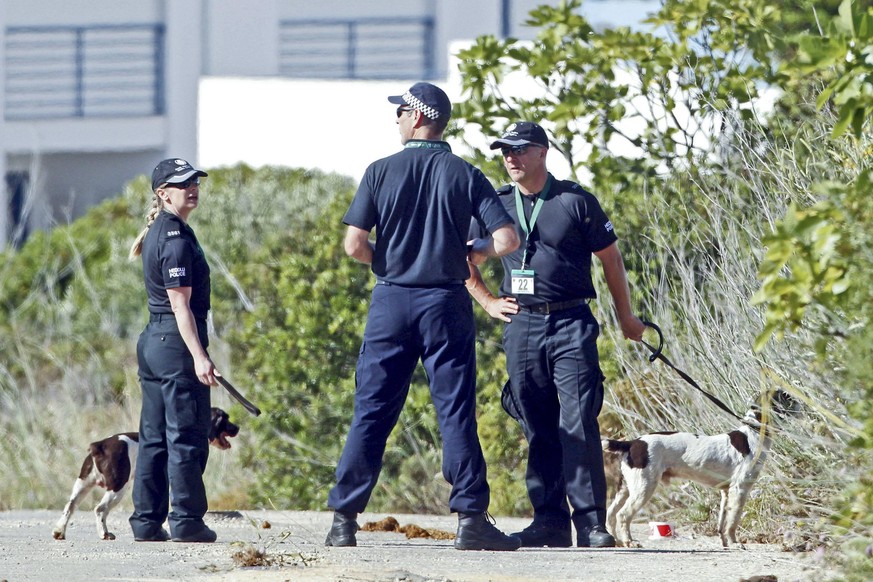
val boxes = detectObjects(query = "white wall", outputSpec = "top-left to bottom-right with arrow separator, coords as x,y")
160,0 -> 203,161
199,78 -> 415,181
198,75 -> 574,184
205,0 -> 280,76
5,0 -> 160,25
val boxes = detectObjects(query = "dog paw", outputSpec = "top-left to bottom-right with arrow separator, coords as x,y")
102,532 -> 116,540
52,530 -> 65,540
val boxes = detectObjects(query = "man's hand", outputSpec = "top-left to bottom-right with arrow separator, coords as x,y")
620,314 -> 647,342
484,295 -> 519,322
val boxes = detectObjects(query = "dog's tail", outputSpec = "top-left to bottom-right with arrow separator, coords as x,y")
601,438 -> 633,453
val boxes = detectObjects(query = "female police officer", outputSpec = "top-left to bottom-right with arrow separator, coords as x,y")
127,158 -> 218,543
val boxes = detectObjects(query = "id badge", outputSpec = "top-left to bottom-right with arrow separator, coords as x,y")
511,269 -> 535,295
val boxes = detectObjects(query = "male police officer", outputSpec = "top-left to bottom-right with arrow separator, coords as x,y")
327,83 -> 521,551
468,122 -> 646,548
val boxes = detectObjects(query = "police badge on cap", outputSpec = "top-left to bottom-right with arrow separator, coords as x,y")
151,158 -> 208,190
489,122 -> 550,150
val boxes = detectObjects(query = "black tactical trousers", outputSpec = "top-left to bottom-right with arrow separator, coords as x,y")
129,314 -> 212,540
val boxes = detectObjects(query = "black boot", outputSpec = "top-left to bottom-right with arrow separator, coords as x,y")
325,511 -> 358,547
454,512 -> 521,551
577,524 -> 616,548
511,520 -> 572,547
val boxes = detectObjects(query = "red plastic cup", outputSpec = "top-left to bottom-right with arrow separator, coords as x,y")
648,522 -> 674,538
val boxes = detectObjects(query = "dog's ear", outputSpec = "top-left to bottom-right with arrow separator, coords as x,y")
746,392 -> 764,422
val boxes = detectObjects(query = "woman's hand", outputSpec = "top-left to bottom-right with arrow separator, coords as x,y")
194,355 -> 217,386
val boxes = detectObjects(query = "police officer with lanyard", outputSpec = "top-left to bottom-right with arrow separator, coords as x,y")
468,122 -> 646,548
128,158 -> 220,543
326,82 -> 522,551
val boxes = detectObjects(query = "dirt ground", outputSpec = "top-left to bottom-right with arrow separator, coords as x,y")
0,509 -> 833,582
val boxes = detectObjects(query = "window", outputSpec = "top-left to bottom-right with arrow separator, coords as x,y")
4,25 -> 165,120
279,17 -> 435,80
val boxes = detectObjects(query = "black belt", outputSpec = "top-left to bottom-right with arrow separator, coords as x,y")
149,313 -> 207,322
519,298 -> 590,315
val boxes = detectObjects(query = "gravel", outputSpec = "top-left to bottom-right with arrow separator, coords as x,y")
0,509 -> 829,581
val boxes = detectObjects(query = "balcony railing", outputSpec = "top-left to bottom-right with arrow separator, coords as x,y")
279,17 -> 435,80
4,24 -> 164,121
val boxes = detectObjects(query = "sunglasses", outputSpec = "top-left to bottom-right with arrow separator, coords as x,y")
163,177 -> 200,189
500,144 -> 541,156
396,106 -> 415,118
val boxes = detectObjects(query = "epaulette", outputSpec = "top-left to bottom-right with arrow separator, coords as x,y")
496,184 -> 514,195
557,180 -> 592,197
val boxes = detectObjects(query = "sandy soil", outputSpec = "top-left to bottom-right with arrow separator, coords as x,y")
0,509 -> 831,582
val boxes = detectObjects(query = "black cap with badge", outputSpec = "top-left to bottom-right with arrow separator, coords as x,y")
489,121 -> 550,150
388,82 -> 452,120
151,158 -> 208,191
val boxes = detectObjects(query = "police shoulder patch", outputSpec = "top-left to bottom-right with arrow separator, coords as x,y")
563,181 -> 588,195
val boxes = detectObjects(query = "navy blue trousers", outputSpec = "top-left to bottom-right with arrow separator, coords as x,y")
328,282 -> 490,515
129,315 -> 212,539
502,303 -> 607,529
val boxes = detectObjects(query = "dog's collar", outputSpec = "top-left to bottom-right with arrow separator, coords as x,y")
740,416 -> 774,438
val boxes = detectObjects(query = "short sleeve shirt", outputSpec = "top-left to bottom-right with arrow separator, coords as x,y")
141,211 -> 211,317
344,140 -> 513,286
469,175 -> 617,304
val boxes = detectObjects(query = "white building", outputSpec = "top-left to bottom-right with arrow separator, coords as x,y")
1,0 -> 658,249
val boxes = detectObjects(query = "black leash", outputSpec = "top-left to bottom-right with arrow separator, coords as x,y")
640,321 -> 743,421
216,375 -> 262,417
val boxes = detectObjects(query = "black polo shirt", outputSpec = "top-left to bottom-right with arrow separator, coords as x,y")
470,175 -> 617,304
141,211 -> 211,318
344,140 -> 513,286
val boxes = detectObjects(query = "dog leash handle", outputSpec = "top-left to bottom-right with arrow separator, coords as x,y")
216,376 -> 262,417
641,320 -> 663,362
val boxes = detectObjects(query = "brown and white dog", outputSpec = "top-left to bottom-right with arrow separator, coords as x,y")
52,407 -> 240,541
602,390 -> 796,549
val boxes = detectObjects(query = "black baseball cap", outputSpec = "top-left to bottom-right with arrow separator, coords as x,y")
151,158 -> 208,191
387,82 -> 452,120
489,121 -> 549,149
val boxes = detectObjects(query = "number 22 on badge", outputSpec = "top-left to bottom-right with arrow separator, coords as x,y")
511,269 -> 535,294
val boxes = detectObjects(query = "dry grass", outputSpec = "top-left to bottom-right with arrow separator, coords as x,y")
592,111 -> 866,552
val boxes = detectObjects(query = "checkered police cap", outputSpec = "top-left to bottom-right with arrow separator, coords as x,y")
387,82 -> 452,120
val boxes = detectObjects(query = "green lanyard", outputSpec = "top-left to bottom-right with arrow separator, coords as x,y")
514,175 -> 552,268
404,140 -> 451,151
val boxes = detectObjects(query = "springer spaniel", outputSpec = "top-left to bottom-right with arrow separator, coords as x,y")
602,390 -> 796,549
52,407 -> 239,540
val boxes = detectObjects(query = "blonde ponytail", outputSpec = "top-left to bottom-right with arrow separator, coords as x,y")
128,195 -> 163,260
